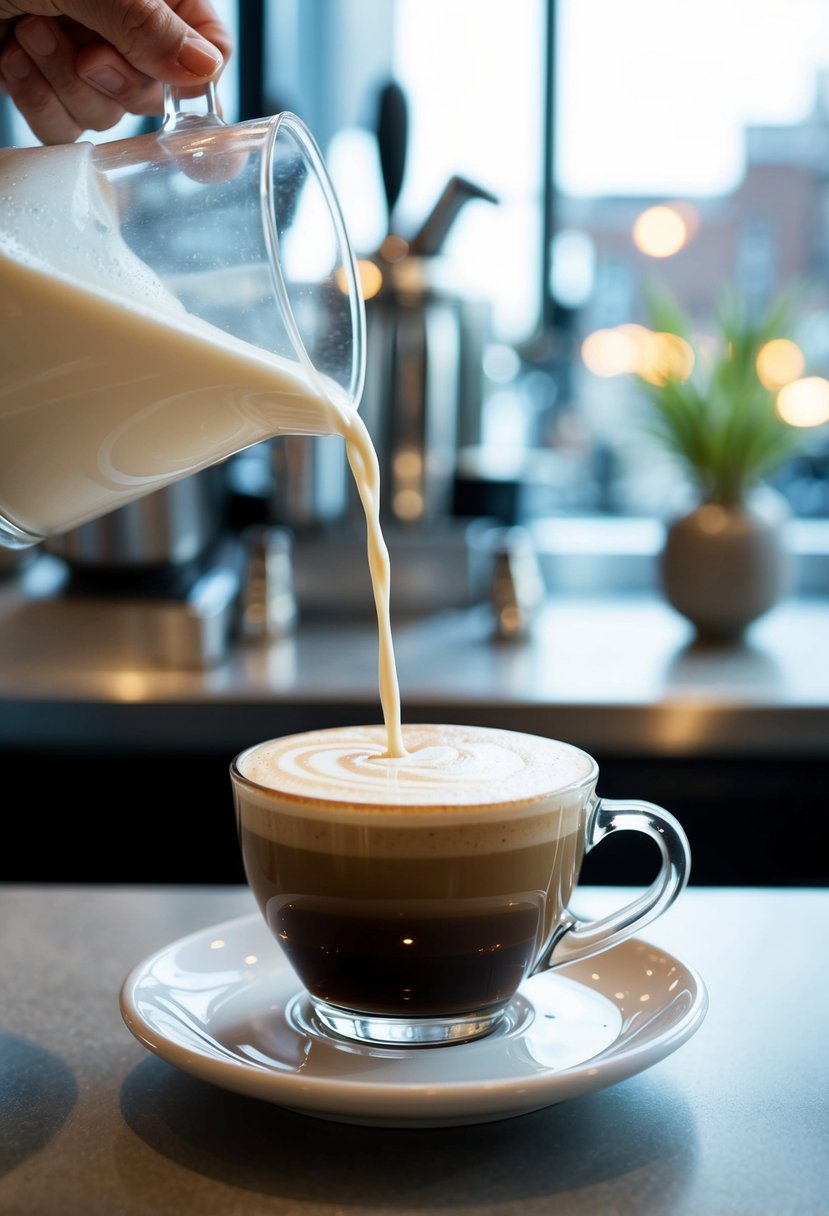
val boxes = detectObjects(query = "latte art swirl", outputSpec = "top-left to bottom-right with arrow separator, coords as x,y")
236,723 -> 595,812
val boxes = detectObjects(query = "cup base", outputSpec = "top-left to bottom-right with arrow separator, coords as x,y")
309,997 -> 506,1048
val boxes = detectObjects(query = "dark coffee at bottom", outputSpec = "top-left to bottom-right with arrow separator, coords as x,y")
232,724 -> 594,1022
269,895 -> 540,1016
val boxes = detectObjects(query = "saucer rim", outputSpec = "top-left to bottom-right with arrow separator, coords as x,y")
120,911 -> 708,1125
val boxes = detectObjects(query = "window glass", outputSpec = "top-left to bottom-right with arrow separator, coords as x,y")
388,0 -> 546,344
557,0 -> 829,198
555,0 -> 829,518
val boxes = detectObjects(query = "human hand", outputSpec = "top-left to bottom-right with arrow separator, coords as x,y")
0,0 -> 231,145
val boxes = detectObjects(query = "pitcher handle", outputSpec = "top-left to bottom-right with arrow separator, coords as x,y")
162,82 -> 223,131
533,796 -> 691,971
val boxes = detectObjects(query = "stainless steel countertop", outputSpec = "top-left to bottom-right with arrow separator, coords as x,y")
0,551 -> 827,756
1,883 -> 827,1215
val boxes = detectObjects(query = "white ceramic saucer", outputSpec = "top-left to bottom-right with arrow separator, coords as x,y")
120,912 -> 707,1128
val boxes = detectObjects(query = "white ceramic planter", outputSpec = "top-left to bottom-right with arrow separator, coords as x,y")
660,489 -> 793,641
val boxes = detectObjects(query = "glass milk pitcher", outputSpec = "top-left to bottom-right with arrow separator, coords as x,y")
0,86 -> 365,550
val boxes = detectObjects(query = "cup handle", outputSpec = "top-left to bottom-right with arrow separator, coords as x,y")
533,796 -> 691,972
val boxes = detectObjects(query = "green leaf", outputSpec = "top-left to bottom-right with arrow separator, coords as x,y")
634,281 -> 807,504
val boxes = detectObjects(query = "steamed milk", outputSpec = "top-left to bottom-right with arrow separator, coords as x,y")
0,145 -> 346,537
0,142 -> 402,750
237,723 -> 595,819
233,724 -> 597,1016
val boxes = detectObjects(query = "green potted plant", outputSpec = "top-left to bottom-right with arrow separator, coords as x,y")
633,284 -> 806,640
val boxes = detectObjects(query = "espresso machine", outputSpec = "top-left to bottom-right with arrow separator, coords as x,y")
271,81 -> 499,617
39,464 -> 245,668
359,174 -> 497,527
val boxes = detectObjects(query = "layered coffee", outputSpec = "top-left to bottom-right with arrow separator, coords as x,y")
233,724 -> 596,1018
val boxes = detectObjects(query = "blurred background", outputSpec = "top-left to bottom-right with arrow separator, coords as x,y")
5,0 -> 829,547
1,0 -> 827,886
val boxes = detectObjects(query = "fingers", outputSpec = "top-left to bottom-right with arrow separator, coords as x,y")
75,43 -> 166,115
0,1 -> 231,145
55,0 -> 229,85
1,17 -> 132,143
0,50 -> 86,144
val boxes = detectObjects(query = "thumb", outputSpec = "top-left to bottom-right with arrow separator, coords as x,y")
59,0 -> 227,82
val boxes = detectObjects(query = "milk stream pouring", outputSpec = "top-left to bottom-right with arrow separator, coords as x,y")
0,90 -> 405,755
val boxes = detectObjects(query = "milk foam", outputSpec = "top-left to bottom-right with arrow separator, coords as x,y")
236,724 -> 596,818
0,145 -> 185,315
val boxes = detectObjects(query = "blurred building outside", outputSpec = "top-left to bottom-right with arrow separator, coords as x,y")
488,71 -> 829,525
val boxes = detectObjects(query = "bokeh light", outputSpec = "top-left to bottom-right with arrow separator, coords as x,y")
636,330 -> 695,385
776,377 -> 829,428
632,205 -> 690,258
756,338 -> 805,390
355,259 -> 384,301
581,328 -> 638,376
582,325 -> 694,383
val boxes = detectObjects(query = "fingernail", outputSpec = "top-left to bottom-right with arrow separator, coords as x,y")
83,65 -> 128,97
16,17 -> 57,57
3,48 -> 31,80
177,36 -> 222,78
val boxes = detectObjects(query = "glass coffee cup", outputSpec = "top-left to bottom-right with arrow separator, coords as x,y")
0,85 -> 365,549
230,723 -> 691,1048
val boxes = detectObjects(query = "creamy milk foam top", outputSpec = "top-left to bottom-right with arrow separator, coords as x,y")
236,724 -> 596,824
0,144 -> 188,315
